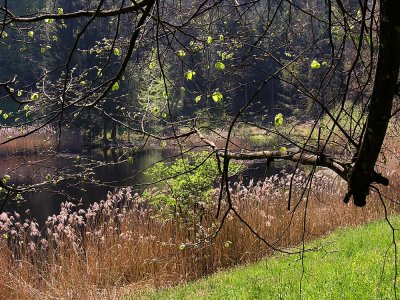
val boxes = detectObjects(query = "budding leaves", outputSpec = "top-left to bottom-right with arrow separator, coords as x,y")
149,62 -> 156,70
113,48 -> 121,56
185,70 -> 196,80
214,61 -> 225,70
212,91 -> 223,102
310,60 -> 321,69
111,81 -> 120,91
274,113 -> 283,127
31,93 -> 40,101
177,50 -> 186,57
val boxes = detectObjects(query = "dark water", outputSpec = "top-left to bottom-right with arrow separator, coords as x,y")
1,149 -> 288,224
1,149 -> 171,223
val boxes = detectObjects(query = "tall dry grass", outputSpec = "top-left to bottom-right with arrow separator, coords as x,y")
0,127 -> 82,156
0,137 -> 399,299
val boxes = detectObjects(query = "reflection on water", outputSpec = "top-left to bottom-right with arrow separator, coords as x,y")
2,148 -> 293,225
2,149 -> 171,224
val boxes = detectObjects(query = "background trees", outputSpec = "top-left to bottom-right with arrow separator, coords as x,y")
0,0 -> 399,210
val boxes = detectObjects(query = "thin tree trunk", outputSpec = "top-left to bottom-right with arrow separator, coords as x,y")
103,116 -> 108,144
111,122 -> 117,143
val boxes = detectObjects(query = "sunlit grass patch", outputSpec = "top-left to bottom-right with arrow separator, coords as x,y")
135,217 -> 400,300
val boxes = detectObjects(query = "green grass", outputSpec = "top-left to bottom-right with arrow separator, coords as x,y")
131,217 -> 400,299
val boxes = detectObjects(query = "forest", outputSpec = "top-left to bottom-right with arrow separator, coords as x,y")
0,0 -> 399,299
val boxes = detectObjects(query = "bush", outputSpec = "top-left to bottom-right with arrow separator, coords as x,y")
143,151 -> 243,222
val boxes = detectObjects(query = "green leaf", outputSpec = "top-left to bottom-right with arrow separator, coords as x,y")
214,61 -> 225,70
212,91 -> 223,102
225,53 -> 234,59
27,31 -> 34,38
185,70 -> 196,80
51,35 -> 58,42
219,34 -> 224,41
40,47 -> 46,54
1,31 -> 8,38
195,95 -> 202,103
207,36 -> 213,44
177,50 -> 186,57
274,113 -> 283,127
80,81 -> 86,86
3,113 -> 8,120
149,61 -> 156,70
23,105 -> 30,111
58,8 -> 64,15
113,48 -> 121,56
310,60 -> 321,69
111,81 -> 120,91
280,146 -> 287,153
17,90 -> 22,97
97,68 -> 103,77
31,93 -> 40,101
2,175 -> 10,184
128,157 -> 134,164
44,18 -> 54,24
284,51 -> 292,57
152,106 -> 160,114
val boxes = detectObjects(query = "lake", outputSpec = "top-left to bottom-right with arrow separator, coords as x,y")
1,148 -> 289,224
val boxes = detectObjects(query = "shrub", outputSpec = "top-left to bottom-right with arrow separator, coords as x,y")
143,151 -> 243,223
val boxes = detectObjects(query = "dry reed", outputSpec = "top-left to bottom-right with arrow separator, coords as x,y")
0,138 -> 399,299
0,127 -> 81,156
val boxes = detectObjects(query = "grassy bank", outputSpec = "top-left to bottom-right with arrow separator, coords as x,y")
0,170 -> 397,299
135,216 -> 400,299
0,133 -> 399,299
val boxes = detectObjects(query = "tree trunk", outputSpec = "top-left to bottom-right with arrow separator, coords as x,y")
103,116 -> 109,144
111,122 -> 117,144
348,0 -> 400,206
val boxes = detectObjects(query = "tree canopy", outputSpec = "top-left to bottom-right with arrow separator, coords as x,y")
0,0 -> 399,212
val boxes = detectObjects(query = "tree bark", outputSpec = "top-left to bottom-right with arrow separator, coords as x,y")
348,0 -> 400,206
111,122 -> 117,143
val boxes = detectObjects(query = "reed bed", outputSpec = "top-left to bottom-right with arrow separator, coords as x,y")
0,127 -> 81,156
0,166 -> 398,299
1,132 -> 400,299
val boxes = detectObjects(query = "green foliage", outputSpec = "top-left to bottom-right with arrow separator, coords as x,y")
185,70 -> 196,80
30,93 -> 40,101
310,59 -> 321,69
214,61 -> 225,70
318,101 -> 366,141
113,48 -> 121,56
212,91 -> 223,103
274,113 -> 283,127
177,50 -> 186,57
143,151 -> 242,222
111,81 -> 120,91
